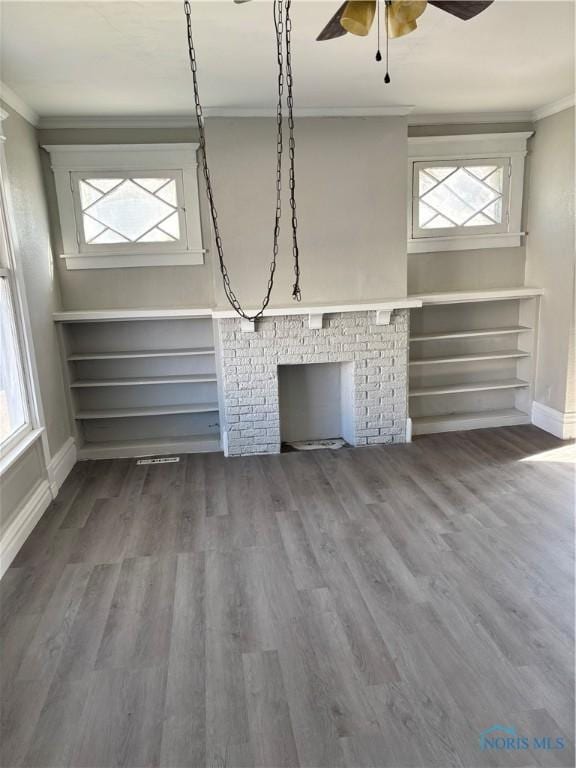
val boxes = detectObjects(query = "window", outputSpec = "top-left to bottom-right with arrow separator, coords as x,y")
0,270 -> 29,450
76,174 -> 182,246
44,144 -> 204,270
414,159 -> 509,236
408,132 -> 532,253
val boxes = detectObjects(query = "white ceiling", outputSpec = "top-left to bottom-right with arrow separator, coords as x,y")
1,0 -> 574,119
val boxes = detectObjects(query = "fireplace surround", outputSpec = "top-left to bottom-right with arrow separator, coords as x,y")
215,306 -> 411,457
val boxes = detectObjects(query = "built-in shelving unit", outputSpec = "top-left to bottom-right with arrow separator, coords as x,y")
408,288 -> 542,437
55,309 -> 221,459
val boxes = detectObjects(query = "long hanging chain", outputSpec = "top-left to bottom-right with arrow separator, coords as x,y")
183,0 -> 301,322
284,0 -> 301,301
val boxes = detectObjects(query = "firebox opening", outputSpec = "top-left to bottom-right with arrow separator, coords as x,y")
278,362 -> 355,450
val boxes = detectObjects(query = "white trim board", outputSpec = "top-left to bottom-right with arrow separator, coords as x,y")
0,81 -> 39,126
78,435 -> 220,460
0,480 -> 52,578
533,95 -> 575,122
531,402 -> 576,440
47,437 -> 77,497
212,298 -> 422,319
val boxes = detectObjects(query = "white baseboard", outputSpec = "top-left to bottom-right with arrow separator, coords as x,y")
405,417 -> 413,443
0,479 -> 52,578
532,401 -> 576,440
47,437 -> 76,497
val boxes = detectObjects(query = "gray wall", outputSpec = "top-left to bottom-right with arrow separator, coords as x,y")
37,126 -> 216,310
206,117 -> 408,308
408,247 -> 526,294
524,107 -> 575,414
39,117 -> 409,311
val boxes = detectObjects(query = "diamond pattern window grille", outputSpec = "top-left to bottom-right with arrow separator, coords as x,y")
79,178 -> 181,245
417,165 -> 505,230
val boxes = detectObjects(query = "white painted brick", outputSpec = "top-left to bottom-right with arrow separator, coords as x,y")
216,308 -> 408,456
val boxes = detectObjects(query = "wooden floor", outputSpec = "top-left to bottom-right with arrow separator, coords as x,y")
1,426 -> 574,768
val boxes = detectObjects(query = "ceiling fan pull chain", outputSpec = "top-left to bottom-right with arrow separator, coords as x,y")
375,0 -> 382,61
384,0 -> 391,83
183,0 -> 300,322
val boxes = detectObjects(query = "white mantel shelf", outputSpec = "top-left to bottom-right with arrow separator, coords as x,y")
410,287 -> 544,306
54,299 -> 422,327
212,298 -> 423,331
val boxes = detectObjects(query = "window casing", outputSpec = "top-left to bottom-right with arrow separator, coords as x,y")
407,132 -> 532,254
0,268 -> 30,454
44,144 -> 205,270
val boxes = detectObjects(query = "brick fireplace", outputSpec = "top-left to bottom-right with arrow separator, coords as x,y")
215,304 -> 413,456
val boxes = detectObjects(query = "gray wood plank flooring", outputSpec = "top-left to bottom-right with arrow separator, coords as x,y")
1,426 -> 574,767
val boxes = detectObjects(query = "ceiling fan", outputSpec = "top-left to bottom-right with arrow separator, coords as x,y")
316,0 -> 494,81
235,0 -> 494,83
316,1 -> 494,41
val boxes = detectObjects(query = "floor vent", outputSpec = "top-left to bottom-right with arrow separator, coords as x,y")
136,456 -> 180,465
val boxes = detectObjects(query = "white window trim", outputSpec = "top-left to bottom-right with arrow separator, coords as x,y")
43,144 -> 205,270
0,128 -> 50,475
407,132 -> 533,254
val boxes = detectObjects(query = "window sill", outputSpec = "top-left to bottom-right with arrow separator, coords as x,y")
60,251 -> 206,270
408,232 -> 524,254
0,427 -> 44,477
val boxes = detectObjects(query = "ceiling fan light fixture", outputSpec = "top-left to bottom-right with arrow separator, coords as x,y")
388,6 -> 418,38
340,0 -> 377,37
392,0 -> 427,23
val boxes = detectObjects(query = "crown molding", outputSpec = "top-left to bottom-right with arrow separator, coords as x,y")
38,115 -> 198,130
408,110 -> 534,126
32,98 -> 575,131
0,82 -> 39,127
38,105 -> 414,129
203,105 -> 415,118
532,94 -> 575,122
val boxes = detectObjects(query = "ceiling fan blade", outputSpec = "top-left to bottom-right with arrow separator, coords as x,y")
428,1 -> 494,20
316,1 -> 349,41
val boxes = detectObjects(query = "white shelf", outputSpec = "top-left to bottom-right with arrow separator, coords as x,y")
412,409 -> 530,436
54,308 -> 213,323
78,434 -> 221,460
409,287 -> 544,306
409,378 -> 529,397
410,326 -> 531,342
75,403 -> 219,420
409,350 -> 530,366
68,347 -> 215,361
71,374 -> 217,388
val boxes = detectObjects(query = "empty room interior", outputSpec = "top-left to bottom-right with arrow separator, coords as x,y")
0,1 -> 575,766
